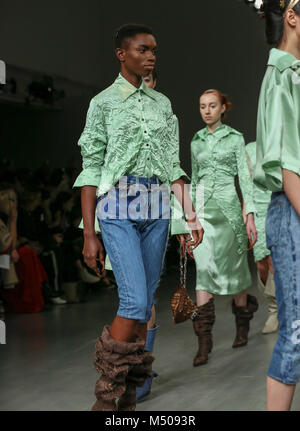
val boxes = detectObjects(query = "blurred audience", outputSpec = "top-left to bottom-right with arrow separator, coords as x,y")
0,158 -> 114,318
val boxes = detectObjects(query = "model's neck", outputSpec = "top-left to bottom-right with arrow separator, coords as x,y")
207,120 -> 222,134
278,36 -> 300,60
120,69 -> 142,88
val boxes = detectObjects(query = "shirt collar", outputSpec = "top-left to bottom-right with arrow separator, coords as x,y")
200,123 -> 229,140
267,48 -> 298,72
113,73 -> 157,102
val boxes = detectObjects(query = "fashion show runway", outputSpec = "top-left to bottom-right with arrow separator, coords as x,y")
1,261 -> 300,412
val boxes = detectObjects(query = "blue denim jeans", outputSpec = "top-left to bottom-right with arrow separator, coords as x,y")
97,175 -> 170,323
266,192 -> 300,385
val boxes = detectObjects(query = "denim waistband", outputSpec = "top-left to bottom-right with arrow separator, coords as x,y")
271,191 -> 285,201
272,191 -> 284,197
123,175 -> 162,186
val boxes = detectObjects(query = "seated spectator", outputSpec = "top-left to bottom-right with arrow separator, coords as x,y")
0,183 -> 46,313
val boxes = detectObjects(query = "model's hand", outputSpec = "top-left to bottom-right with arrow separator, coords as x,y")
187,216 -> 204,254
176,218 -> 204,259
246,213 -> 257,246
82,233 -> 105,277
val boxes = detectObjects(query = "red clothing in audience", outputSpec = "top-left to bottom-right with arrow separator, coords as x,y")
1,246 -> 46,312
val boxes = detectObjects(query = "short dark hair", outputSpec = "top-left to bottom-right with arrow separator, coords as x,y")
115,23 -> 154,49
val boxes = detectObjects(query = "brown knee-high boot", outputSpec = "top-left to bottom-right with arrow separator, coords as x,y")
232,294 -> 259,348
117,350 -> 154,411
193,298 -> 215,367
92,326 -> 146,411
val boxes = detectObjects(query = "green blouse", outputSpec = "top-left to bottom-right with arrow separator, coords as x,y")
172,124 -> 255,253
254,48 -> 300,191
73,73 -> 188,196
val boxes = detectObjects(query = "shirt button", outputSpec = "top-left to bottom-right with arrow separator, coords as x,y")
147,158 -> 150,160
142,118 -> 145,121
144,130 -> 147,134
138,99 -> 141,102
146,144 -> 149,147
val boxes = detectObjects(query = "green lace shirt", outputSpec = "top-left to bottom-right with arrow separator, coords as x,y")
73,73 -> 188,195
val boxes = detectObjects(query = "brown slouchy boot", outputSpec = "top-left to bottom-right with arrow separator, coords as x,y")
92,326 -> 145,411
232,294 -> 259,348
117,350 -> 154,411
193,298 -> 215,367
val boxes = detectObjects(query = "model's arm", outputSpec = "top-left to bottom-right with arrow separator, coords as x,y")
81,186 -> 104,277
168,114 -> 204,255
282,169 -> 300,216
171,178 -> 204,257
73,98 -> 107,275
236,137 -> 257,245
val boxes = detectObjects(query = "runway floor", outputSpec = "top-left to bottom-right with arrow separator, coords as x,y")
1,261 -> 300,411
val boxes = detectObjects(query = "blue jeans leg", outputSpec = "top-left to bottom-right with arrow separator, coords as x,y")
140,218 -> 170,323
99,218 -> 148,321
99,217 -> 169,323
266,192 -> 300,385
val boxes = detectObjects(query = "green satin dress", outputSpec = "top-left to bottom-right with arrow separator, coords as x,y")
246,142 -> 271,263
185,124 -> 255,295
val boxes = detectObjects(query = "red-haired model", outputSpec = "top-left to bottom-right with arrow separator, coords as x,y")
174,89 -> 258,366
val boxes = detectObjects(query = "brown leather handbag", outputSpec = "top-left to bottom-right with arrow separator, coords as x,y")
170,238 -> 199,324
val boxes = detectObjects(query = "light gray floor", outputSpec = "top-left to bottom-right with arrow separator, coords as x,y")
1,262 -> 300,411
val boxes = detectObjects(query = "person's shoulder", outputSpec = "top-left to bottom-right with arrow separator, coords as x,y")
151,89 -> 172,108
246,141 -> 256,152
264,62 -> 297,94
191,128 -> 205,144
92,83 -> 119,104
224,124 -> 243,137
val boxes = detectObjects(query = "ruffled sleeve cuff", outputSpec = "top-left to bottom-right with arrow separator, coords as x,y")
73,167 -> 101,188
170,194 -> 191,235
245,202 -> 257,215
170,218 -> 191,235
171,165 -> 190,183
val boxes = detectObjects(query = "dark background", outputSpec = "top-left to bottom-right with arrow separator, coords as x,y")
0,0 -> 269,175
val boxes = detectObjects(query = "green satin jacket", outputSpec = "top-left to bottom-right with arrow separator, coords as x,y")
254,48 -> 300,191
246,141 -> 272,208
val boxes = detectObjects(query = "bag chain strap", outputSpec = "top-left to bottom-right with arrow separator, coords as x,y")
180,239 -> 187,289
180,237 -> 199,321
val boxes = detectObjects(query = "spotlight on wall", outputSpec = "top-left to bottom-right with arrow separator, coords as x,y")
244,0 -> 263,10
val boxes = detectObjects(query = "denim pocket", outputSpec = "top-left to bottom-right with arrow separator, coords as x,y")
265,200 -> 283,249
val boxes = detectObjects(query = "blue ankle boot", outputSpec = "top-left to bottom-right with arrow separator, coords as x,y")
136,325 -> 158,401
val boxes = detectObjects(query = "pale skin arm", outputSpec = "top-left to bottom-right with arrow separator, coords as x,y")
81,185 -> 105,277
242,201 -> 257,246
171,178 -> 204,258
246,213 -> 257,246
